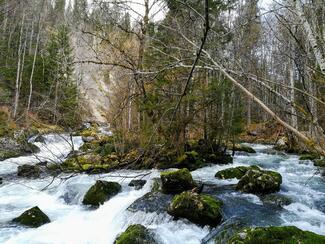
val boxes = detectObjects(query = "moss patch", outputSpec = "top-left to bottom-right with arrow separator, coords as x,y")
299,154 -> 320,161
12,206 -> 50,228
168,191 -> 223,227
82,180 -> 121,207
160,168 -> 196,194
228,226 -> 325,244
215,166 -> 260,180
115,224 -> 156,244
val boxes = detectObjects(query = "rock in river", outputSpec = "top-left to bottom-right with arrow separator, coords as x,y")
12,206 -> 50,228
236,168 -> 282,194
215,165 -> 260,180
114,224 -> 156,244
17,164 -> 40,178
168,191 -> 223,227
129,179 -> 147,190
160,168 -> 196,194
82,180 -> 121,207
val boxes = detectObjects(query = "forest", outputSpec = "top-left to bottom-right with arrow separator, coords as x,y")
0,0 -> 325,243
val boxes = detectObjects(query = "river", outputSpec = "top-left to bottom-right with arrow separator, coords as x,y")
0,135 -> 324,243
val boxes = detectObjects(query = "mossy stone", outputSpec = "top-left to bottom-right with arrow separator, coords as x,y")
299,154 -> 320,161
129,180 -> 147,190
228,226 -> 325,244
160,168 -> 196,194
12,206 -> 50,228
82,180 -> 121,207
168,191 -> 223,227
114,224 -> 156,244
17,165 -> 40,178
236,169 -> 282,194
231,144 -> 256,153
175,151 -> 203,171
215,166 -> 260,180
314,159 -> 325,167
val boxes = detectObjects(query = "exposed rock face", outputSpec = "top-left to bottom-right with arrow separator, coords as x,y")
17,165 -> 40,178
168,191 -> 223,227
227,226 -> 325,243
236,169 -> 282,194
160,168 -> 196,194
215,166 -> 260,180
12,206 -> 50,228
82,180 -> 121,207
114,224 -> 156,244
129,180 -> 147,190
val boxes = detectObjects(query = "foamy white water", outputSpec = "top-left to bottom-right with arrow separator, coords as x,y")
0,141 -> 324,243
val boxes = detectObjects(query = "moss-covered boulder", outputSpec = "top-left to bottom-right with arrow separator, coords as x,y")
114,224 -> 156,244
17,164 -> 40,178
12,206 -> 50,228
299,154 -> 320,161
314,159 -> 325,167
160,168 -> 196,194
82,180 -> 121,207
129,180 -> 147,190
236,169 -> 282,194
210,153 -> 233,164
215,166 -> 260,180
174,151 -> 203,171
260,194 -> 292,207
168,191 -> 223,227
230,144 -> 256,154
228,226 -> 325,243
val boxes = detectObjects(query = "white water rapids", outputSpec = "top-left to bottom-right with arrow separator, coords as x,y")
0,136 -> 324,243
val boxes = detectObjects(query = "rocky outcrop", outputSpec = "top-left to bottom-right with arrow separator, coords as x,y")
114,224 -> 156,244
215,166 -> 260,180
168,191 -> 223,227
12,206 -> 50,228
227,226 -> 325,243
236,169 -> 282,194
160,168 -> 196,194
17,165 -> 40,178
82,180 -> 121,207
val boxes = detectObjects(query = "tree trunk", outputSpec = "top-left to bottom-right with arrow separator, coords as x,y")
12,13 -> 25,119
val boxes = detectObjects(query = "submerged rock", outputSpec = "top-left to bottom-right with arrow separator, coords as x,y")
215,166 -> 260,180
12,206 -> 50,228
114,224 -> 156,244
129,180 -> 147,190
17,164 -> 40,178
227,226 -> 325,243
236,169 -> 282,194
128,191 -> 173,214
160,168 -> 196,194
82,180 -> 121,207
260,194 -> 292,207
168,191 -> 223,227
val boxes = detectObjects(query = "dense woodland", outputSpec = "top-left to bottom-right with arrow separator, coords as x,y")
0,0 -> 325,155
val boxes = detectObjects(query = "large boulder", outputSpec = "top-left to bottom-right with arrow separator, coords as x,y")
82,180 -> 121,207
236,169 -> 282,194
228,226 -> 325,243
168,191 -> 223,227
215,166 -> 260,180
12,206 -> 50,228
17,164 -> 40,178
114,224 -> 156,244
160,168 -> 196,194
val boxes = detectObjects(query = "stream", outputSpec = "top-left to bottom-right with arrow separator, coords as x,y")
0,135 -> 324,243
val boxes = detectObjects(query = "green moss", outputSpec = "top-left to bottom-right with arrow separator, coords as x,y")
160,168 -> 196,194
299,154 -> 320,161
228,226 -> 325,244
314,159 -> 325,167
12,206 -> 50,228
174,151 -> 203,171
236,169 -> 282,194
215,166 -> 260,180
82,180 -> 121,207
115,224 -> 155,244
168,191 -> 223,227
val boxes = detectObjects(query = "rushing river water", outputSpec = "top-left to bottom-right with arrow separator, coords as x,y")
0,136 -> 324,243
